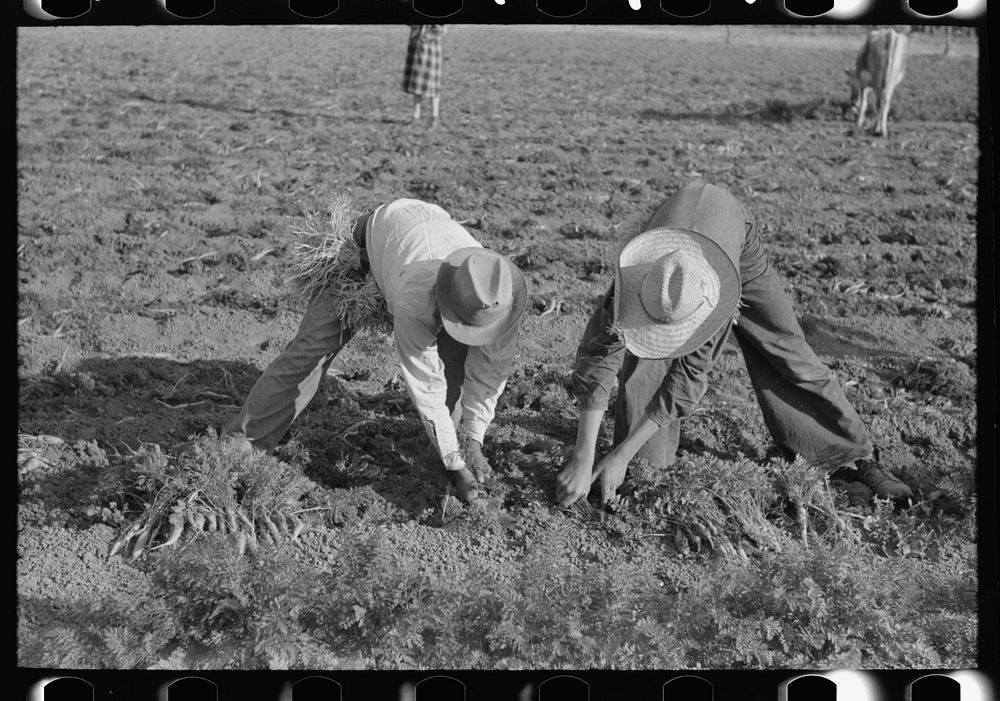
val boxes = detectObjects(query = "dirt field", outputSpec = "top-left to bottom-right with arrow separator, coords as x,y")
17,25 -> 980,670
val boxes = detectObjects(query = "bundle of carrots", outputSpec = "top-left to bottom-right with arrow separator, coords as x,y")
285,195 -> 391,334
109,433 -> 319,559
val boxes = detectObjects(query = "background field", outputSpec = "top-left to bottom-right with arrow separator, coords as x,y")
17,25 -> 980,671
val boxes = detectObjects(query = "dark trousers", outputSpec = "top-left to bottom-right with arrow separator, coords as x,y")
614,215 -> 873,472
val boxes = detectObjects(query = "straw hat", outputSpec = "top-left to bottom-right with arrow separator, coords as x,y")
436,248 -> 528,346
614,227 -> 740,359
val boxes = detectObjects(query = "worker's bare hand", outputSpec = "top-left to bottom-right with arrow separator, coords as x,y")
463,437 -> 493,483
555,453 -> 596,508
593,450 -> 630,507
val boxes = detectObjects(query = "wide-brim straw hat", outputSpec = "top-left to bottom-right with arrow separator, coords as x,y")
614,227 -> 740,359
436,247 -> 528,346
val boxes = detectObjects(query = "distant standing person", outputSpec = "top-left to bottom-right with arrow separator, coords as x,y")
403,24 -> 446,129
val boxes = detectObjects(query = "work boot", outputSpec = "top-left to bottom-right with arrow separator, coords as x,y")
854,458 -> 912,499
831,456 -> 912,500
447,466 -> 481,504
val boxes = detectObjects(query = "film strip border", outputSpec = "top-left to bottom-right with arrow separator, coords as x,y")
17,669 -> 999,700
12,2 -> 992,699
19,0 -> 989,24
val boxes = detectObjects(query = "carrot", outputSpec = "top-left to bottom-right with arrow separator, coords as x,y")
187,509 -> 206,533
273,511 -> 291,538
109,518 -> 148,558
131,520 -> 158,559
673,528 -> 690,555
20,456 -> 47,473
224,505 -> 239,534
796,504 -> 809,546
236,509 -> 255,533
262,513 -> 282,544
152,512 -> 186,550
691,522 -> 715,551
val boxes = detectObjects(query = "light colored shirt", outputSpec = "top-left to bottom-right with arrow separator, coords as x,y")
364,199 -> 518,470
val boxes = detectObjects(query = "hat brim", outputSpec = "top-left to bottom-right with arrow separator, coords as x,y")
436,247 -> 528,346
615,227 -> 740,359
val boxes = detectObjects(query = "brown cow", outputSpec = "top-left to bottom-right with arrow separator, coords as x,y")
845,28 -> 908,137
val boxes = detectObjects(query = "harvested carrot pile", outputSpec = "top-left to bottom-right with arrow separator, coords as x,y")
109,433 -> 321,559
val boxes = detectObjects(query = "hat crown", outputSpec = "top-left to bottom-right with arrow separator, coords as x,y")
640,250 -> 717,323
449,252 -> 513,327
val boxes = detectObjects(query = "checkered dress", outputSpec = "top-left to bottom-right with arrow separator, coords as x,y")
402,25 -> 444,98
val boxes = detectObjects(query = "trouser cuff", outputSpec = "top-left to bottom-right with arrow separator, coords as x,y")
813,445 -> 875,472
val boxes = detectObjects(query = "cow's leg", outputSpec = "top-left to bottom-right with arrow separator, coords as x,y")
856,87 -> 871,130
870,93 -> 883,136
869,90 -> 886,136
877,83 -> 898,137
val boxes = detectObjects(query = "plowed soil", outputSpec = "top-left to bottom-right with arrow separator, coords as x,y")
17,25 -> 980,669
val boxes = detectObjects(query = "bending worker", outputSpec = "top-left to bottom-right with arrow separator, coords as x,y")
556,181 -> 912,508
226,198 -> 528,503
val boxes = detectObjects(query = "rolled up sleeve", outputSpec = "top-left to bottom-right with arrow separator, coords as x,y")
393,313 -> 464,469
571,286 -> 627,412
